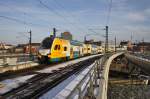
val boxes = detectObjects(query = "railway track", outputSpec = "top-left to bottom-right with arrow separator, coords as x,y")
0,63 -> 57,81
1,55 -> 101,99
0,55 -> 100,81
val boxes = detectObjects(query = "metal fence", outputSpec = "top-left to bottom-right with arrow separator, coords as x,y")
53,56 -> 107,99
67,59 -> 103,99
53,52 -> 124,99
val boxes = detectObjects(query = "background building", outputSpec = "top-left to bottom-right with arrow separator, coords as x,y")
14,43 -> 40,54
132,42 -> 150,53
0,42 -> 14,50
61,32 -> 73,40
120,41 -> 133,51
24,43 -> 40,54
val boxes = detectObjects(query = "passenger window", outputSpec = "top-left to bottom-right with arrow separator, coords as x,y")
54,45 -> 58,50
58,45 -> 61,50
64,47 -> 67,51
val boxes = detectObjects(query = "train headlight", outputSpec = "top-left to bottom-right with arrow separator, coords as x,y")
39,49 -> 50,56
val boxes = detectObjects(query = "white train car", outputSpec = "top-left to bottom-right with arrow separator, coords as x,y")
91,45 -> 98,54
87,44 -> 92,55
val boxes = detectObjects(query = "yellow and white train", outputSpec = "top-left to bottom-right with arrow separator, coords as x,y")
38,36 -> 102,63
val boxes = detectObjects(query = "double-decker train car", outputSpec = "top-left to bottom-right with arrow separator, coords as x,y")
70,40 -> 83,59
38,36 -> 70,63
91,45 -> 98,54
38,36 -> 101,63
87,44 -> 92,55
82,44 -> 88,56
97,46 -> 103,54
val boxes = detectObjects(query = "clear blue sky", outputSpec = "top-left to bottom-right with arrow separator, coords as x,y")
0,0 -> 150,44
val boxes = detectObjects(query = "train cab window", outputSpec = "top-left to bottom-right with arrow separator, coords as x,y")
41,37 -> 54,49
64,47 -> 67,51
54,45 -> 61,50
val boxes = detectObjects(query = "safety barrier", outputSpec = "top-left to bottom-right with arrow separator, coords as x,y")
53,58 -> 103,99
98,52 -> 124,99
125,53 -> 150,74
54,52 -> 124,99
0,61 -> 39,73
128,54 -> 150,62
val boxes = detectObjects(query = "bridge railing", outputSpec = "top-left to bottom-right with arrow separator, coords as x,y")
131,54 -> 150,62
54,52 -> 124,99
98,52 -> 124,99
0,61 -> 39,73
54,58 -> 104,99
125,53 -> 150,74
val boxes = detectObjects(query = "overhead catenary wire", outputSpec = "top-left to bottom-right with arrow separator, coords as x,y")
37,0 -> 87,33
52,0 -> 88,30
0,2 -> 32,18
56,0 -> 113,36
52,0 -> 110,42
0,15 -> 48,27
51,1 -> 79,24
88,29 -> 105,37
0,2 -> 37,46
0,2 -> 50,28
0,15 -> 26,24
38,0 -> 86,32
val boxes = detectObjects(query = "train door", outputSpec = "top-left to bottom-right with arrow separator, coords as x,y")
70,46 -> 74,59
52,44 -> 61,59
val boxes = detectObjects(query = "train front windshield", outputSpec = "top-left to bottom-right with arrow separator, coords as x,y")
41,37 -> 54,49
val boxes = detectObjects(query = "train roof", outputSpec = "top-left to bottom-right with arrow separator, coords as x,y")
92,44 -> 97,48
70,40 -> 83,46
55,37 -> 82,46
